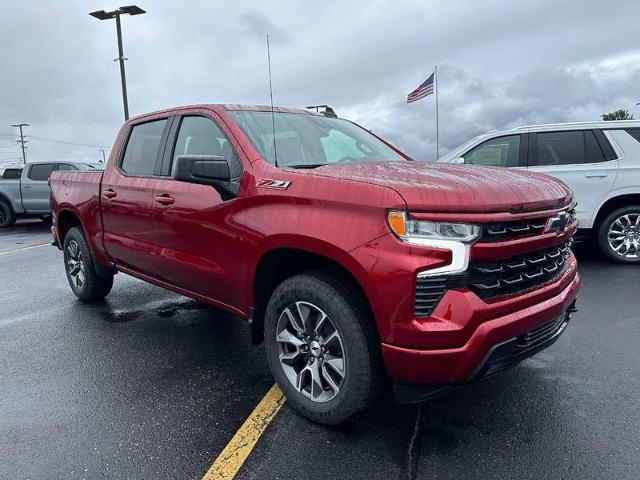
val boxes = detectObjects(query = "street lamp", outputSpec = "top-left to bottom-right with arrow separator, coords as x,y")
89,5 -> 146,120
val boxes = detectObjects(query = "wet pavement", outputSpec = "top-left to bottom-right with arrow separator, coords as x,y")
0,222 -> 639,479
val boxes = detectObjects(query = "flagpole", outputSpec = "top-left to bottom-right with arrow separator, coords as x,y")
435,65 -> 439,160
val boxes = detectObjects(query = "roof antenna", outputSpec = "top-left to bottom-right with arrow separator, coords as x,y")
266,35 -> 278,168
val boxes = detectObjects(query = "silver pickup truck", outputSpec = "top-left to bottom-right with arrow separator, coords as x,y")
0,161 -> 103,227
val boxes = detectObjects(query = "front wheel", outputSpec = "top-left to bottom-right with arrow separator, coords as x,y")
598,205 -> 640,264
63,227 -> 114,301
264,272 -> 383,425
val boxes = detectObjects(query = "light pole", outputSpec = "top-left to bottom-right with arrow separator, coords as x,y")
89,5 -> 146,121
99,149 -> 106,163
11,123 -> 29,165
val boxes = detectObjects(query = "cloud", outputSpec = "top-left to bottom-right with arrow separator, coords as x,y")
0,0 -> 638,165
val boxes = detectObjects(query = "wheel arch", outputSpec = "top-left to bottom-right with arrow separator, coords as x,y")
57,208 -> 115,277
250,243 -> 376,345
57,209 -> 83,245
593,193 -> 640,231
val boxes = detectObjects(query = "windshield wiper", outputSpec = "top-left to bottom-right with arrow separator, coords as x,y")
285,163 -> 326,169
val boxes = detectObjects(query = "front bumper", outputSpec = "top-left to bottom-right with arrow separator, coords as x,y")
382,268 -> 580,391
393,298 -> 578,403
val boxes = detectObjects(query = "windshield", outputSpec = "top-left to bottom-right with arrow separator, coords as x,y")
229,111 -> 406,167
439,134 -> 486,162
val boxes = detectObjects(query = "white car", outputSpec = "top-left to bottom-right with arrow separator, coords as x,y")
439,120 -> 640,264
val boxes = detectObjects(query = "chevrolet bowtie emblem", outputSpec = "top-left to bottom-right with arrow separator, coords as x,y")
545,212 -> 569,234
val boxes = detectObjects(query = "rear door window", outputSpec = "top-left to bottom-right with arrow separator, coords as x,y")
121,119 -> 168,176
463,135 -> 521,167
531,131 -> 584,166
585,130 -> 606,163
28,163 -> 56,181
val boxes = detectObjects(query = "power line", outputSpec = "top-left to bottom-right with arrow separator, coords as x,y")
28,135 -> 111,149
0,132 -> 111,148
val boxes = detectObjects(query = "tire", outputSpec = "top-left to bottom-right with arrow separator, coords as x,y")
264,271 -> 383,425
597,205 -> 640,264
0,200 -> 16,228
63,227 -> 114,301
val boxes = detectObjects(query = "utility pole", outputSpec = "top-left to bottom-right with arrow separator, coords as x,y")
11,123 -> 29,165
89,6 -> 146,121
99,149 -> 106,163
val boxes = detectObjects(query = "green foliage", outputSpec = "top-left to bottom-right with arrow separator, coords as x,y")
601,109 -> 634,121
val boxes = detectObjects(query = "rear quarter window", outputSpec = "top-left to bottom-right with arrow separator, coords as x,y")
121,119 -> 168,176
2,168 -> 22,179
625,129 -> 640,143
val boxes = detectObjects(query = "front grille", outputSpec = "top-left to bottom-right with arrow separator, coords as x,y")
467,241 -> 571,300
481,218 -> 546,242
476,304 -> 574,379
414,241 -> 572,317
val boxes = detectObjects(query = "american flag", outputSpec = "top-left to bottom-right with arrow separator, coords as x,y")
406,72 -> 434,103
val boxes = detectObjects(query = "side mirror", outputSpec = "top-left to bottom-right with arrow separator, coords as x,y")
174,155 -> 239,200
174,155 -> 230,184
451,157 -> 465,164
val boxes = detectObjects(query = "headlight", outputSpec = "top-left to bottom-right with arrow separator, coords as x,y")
387,210 -> 480,277
387,210 -> 480,244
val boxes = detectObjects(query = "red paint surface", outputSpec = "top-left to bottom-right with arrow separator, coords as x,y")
50,104 -> 580,385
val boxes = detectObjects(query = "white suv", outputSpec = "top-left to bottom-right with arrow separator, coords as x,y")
439,121 -> 640,264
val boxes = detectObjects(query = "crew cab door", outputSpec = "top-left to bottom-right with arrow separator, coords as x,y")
150,113 -> 247,310
21,163 -> 57,213
101,117 -> 170,273
527,130 -> 618,227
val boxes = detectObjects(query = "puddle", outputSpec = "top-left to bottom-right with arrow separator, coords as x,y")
105,299 -> 208,323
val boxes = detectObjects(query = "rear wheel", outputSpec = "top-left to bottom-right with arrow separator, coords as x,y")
598,205 -> 640,264
0,201 -> 16,228
63,227 -> 114,301
264,272 -> 383,425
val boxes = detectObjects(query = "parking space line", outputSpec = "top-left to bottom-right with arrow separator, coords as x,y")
202,383 -> 285,480
0,243 -> 51,256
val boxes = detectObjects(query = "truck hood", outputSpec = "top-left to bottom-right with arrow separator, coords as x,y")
301,161 -> 572,213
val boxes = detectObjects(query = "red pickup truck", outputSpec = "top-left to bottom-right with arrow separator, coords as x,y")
50,104 -> 580,425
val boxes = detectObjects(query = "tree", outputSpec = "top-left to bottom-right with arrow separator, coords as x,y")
601,109 -> 634,121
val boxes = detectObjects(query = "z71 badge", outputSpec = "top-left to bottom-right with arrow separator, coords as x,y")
257,178 -> 291,190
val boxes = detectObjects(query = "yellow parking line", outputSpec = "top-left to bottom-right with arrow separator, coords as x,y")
202,384 -> 285,480
0,242 -> 50,256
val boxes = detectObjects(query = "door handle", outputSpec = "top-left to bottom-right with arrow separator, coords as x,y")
154,194 -> 174,205
585,174 -> 608,178
23,185 -> 31,189
103,189 -> 117,199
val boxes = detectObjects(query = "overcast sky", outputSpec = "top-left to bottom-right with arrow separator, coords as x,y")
0,0 -> 639,166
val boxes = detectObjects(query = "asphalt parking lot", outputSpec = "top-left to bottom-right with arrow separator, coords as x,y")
1,220 -> 639,480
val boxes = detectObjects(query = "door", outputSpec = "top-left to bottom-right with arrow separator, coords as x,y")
151,114 -> 246,308
462,134 -> 526,168
527,130 -> 617,227
101,117 -> 170,273
21,163 -> 56,213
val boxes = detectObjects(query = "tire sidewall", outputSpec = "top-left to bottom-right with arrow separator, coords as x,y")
0,201 -> 15,228
63,227 -> 99,301
598,205 -> 640,264
264,274 -> 376,425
